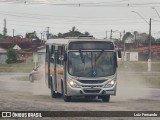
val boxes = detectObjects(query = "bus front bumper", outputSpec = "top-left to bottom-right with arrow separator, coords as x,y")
66,84 -> 116,96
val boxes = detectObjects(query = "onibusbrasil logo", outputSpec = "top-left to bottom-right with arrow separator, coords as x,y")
1,112 -> 42,118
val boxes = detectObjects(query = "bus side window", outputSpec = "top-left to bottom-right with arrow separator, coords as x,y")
58,46 -> 63,65
61,46 -> 65,64
56,46 -> 60,65
50,45 -> 55,63
45,45 -> 49,62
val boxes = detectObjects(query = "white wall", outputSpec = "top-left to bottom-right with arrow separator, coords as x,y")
0,54 -> 7,64
129,52 -> 138,61
118,51 -> 138,61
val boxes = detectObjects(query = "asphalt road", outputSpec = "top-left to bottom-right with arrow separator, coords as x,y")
0,73 -> 160,120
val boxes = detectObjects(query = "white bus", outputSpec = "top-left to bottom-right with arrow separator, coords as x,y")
45,37 -> 121,102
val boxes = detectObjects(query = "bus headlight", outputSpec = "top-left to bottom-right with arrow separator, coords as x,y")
68,80 -> 80,88
104,80 -> 116,88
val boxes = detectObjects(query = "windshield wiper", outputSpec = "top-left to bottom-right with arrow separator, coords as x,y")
95,50 -> 104,62
79,50 -> 85,64
79,50 -> 86,71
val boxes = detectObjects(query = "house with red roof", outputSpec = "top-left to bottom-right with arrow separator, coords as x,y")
0,38 -> 45,64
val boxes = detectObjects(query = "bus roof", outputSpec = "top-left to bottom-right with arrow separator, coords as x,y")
45,38 -> 114,45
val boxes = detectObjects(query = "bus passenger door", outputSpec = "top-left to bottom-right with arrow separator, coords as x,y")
45,45 -> 50,88
56,46 -> 64,94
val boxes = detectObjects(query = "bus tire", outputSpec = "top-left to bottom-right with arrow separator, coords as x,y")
61,82 -> 71,102
64,95 -> 71,102
50,80 -> 57,98
101,95 -> 110,102
48,77 -> 51,88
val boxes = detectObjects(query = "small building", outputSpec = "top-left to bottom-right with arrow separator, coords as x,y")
13,44 -> 21,50
0,38 -> 45,64
36,46 -> 45,63
0,47 -> 7,64
121,51 -> 138,61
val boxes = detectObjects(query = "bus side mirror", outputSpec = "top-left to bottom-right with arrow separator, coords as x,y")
118,50 -> 122,58
63,53 -> 67,61
50,57 -> 54,63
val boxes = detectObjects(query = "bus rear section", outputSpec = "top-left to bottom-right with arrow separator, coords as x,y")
45,39 -> 121,102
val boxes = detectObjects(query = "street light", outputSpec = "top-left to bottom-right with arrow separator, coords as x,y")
131,11 -> 152,72
152,7 -> 160,18
131,11 -> 149,24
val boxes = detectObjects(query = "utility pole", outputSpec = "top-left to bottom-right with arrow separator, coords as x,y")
3,18 -> 7,36
43,31 -> 45,43
106,30 -> 107,39
13,29 -> 15,37
123,30 -> 126,63
134,32 -> 136,43
131,11 -> 152,72
110,29 -> 112,39
46,27 -> 50,40
40,32 -> 43,43
120,32 -> 122,40
123,30 -> 125,35
134,31 -> 137,47
148,18 -> 152,72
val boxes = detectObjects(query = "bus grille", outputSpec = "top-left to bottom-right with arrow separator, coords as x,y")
83,89 -> 101,93
78,80 -> 106,84
81,85 -> 103,88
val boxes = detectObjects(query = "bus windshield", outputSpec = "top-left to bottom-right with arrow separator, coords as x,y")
68,51 -> 116,77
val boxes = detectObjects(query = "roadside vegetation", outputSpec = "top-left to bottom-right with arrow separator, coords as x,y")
6,48 -> 17,64
0,62 -> 35,73
118,61 -> 160,88
118,61 -> 160,72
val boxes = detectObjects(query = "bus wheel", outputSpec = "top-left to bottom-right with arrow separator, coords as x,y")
63,95 -> 71,102
61,81 -> 71,102
50,80 -> 57,98
101,95 -> 110,102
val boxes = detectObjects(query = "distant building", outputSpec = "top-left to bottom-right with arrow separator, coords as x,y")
13,44 -> 21,50
125,52 -> 138,61
0,47 -> 7,64
0,38 -> 45,64
34,46 -> 45,64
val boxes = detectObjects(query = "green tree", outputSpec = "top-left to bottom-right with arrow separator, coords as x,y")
70,26 -> 77,33
6,49 -> 17,64
25,31 -> 37,39
0,33 -> 4,39
62,26 -> 90,37
57,32 -> 63,38
84,32 -> 90,36
156,38 -> 160,43
122,32 -> 134,43
63,26 -> 83,37
134,32 -> 155,44
0,33 -> 19,40
13,35 -> 23,39
51,27 -> 91,38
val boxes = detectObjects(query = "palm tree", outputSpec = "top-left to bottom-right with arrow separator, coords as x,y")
70,26 -> 77,33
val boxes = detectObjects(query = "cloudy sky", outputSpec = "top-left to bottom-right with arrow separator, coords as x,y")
1,0 -> 160,39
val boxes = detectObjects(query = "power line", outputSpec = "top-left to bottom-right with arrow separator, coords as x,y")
0,10 -> 157,25
0,10 -> 150,21
1,0 -> 160,7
